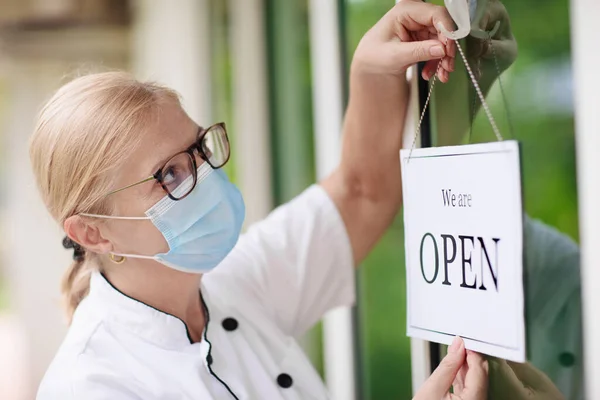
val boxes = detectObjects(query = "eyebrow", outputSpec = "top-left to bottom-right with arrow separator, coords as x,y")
147,125 -> 204,175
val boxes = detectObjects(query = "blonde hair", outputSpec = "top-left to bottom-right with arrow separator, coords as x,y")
29,71 -> 180,323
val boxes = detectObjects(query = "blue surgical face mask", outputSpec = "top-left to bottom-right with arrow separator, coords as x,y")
82,163 -> 245,273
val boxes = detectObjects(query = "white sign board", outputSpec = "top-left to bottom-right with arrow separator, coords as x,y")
400,140 -> 525,362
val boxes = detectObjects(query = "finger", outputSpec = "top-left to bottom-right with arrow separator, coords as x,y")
481,12 -> 491,33
438,68 -> 449,83
393,1 -> 456,39
480,39 -> 491,59
506,361 -> 555,389
466,37 -> 486,59
447,39 -> 457,58
488,358 -> 529,398
414,28 -> 434,42
452,362 -> 467,394
398,39 -> 447,65
414,337 -> 465,400
485,1 -> 512,37
422,60 -> 439,81
441,56 -> 454,72
463,351 -> 489,398
442,39 -> 456,73
480,38 -> 518,68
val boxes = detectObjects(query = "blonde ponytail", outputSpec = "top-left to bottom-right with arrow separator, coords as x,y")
61,258 -> 94,323
29,71 -> 180,323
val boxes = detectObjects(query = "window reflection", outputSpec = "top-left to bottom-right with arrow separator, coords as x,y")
429,0 -> 582,398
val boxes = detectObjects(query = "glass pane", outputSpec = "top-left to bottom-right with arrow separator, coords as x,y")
428,0 -> 583,398
343,1 -> 414,399
266,0 -> 323,374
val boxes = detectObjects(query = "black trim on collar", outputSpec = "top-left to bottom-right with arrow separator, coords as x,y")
100,272 -> 195,344
200,292 -> 240,400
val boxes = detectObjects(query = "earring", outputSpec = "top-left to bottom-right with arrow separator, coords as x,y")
109,253 -> 126,264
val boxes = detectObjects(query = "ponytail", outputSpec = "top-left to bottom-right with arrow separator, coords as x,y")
61,257 -> 94,324
61,236 -> 94,324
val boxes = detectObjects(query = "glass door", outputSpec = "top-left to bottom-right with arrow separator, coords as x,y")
423,0 -> 583,398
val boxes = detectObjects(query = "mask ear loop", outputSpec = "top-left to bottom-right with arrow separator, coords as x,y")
80,213 -> 151,220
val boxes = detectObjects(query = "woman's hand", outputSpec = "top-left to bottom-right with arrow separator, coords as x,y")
488,358 -> 565,399
352,0 -> 456,82
414,337 -> 489,400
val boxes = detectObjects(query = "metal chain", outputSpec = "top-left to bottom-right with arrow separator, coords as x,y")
408,40 -> 505,162
408,61 -> 442,162
456,40 -> 504,142
488,35 -> 515,138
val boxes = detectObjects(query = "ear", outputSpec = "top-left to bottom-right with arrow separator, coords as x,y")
64,215 -> 112,254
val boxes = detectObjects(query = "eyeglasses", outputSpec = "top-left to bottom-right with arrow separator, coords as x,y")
106,122 -> 230,201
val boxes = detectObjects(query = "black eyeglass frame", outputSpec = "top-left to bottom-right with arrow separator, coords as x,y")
105,122 -> 230,201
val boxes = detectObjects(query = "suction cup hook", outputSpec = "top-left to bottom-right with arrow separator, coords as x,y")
440,0 -> 501,40
469,0 -> 501,39
438,0 -> 471,40
471,20 -> 500,39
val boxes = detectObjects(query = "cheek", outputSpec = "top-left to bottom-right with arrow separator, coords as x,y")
105,191 -> 171,255
107,219 -> 170,255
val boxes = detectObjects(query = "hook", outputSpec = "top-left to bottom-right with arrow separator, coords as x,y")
471,20 -> 500,39
469,0 -> 501,39
440,0 -> 501,40
438,0 -> 471,40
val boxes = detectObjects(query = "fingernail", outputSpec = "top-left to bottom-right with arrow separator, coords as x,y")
430,46 -> 445,57
436,22 -> 450,33
449,336 -> 462,354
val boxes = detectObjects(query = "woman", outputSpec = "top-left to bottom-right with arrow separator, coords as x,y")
31,1 -> 487,399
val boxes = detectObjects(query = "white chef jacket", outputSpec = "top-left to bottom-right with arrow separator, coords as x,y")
37,185 -> 356,400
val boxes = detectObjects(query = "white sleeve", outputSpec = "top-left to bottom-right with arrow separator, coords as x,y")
207,184 -> 356,337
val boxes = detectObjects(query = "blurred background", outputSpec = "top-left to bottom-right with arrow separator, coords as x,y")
0,0 -> 577,399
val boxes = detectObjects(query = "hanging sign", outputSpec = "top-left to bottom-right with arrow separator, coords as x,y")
400,140 -> 525,362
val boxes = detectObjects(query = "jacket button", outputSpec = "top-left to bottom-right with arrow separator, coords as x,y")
206,354 -> 213,366
277,373 -> 293,388
222,317 -> 238,331
559,352 -> 575,367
